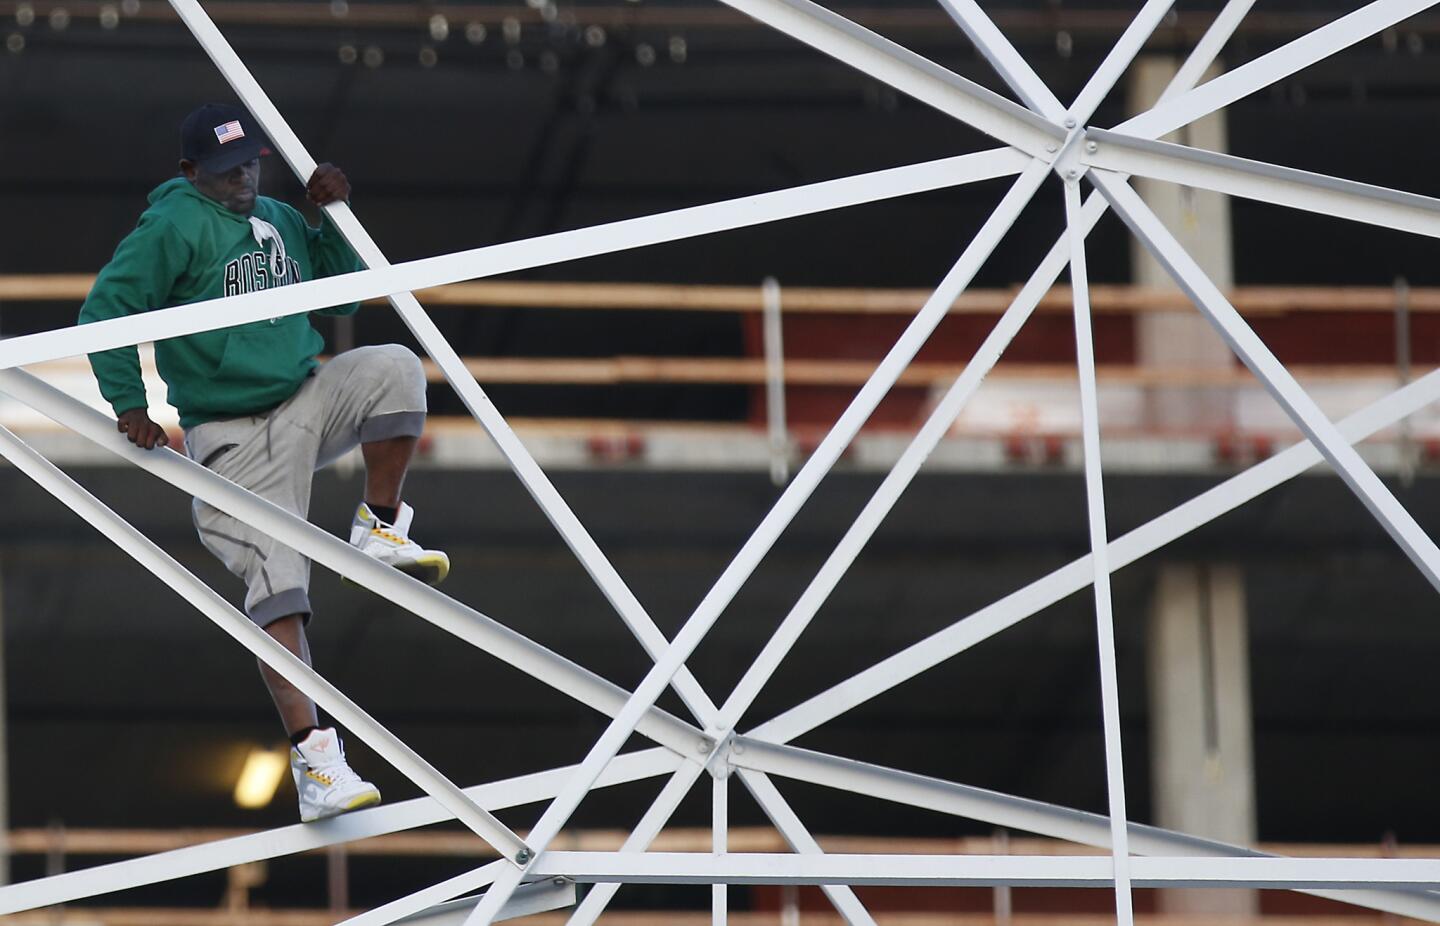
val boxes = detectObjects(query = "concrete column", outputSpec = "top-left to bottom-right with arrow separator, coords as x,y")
1129,58 -> 1256,912
1148,563 -> 1257,914
1127,56 -> 1236,433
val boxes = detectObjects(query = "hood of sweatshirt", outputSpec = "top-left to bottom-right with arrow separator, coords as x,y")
147,176 -> 253,221
148,176 -> 291,274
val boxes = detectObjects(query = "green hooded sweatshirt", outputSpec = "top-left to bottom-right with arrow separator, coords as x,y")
79,177 -> 361,429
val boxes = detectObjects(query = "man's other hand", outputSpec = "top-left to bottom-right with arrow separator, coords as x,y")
117,408 -> 169,450
306,163 -> 350,206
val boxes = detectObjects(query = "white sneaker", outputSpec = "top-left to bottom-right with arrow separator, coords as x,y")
349,502 -> 450,586
291,727 -> 382,823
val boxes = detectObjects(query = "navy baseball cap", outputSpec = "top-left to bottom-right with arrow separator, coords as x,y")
180,103 -> 272,173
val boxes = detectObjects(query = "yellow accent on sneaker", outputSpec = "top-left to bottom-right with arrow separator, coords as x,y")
344,790 -> 382,811
395,551 -> 450,585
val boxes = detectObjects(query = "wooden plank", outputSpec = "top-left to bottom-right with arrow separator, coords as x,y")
9,827 -> 1435,858
7,274 -> 1440,315
0,912 -> 1418,926
418,357 -> 1428,388
24,353 -> 1423,389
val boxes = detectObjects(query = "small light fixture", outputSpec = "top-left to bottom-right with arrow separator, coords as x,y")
234,746 -> 288,809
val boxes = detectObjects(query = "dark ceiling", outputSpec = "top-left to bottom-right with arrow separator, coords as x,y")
7,0 -> 1440,424
5,0 -> 1440,287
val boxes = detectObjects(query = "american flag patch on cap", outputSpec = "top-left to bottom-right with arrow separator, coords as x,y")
214,120 -> 245,144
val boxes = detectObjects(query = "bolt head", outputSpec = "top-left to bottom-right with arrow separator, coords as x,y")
1085,141 -> 1098,153
516,848 -> 533,864
698,738 -> 711,753
1063,117 -> 1076,129
1066,169 -> 1078,180
1045,143 -> 1058,153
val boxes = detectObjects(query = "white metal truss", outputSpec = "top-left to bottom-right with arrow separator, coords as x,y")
3,0 -> 1440,922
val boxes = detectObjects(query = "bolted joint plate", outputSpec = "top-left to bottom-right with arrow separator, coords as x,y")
1050,126 -> 1091,183
701,730 -> 737,779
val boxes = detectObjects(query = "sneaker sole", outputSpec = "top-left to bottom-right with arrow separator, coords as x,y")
342,553 -> 450,589
302,788 -> 383,823
396,553 -> 450,586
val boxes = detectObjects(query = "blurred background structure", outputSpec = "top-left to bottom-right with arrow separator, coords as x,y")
3,0 -> 1440,922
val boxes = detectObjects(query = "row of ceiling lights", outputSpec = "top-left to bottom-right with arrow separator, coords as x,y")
4,2 -> 690,70
335,12 -> 688,70
6,0 -> 137,50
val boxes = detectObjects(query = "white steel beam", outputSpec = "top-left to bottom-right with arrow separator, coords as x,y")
1062,178 -> 1133,924
460,160 -> 1051,924
1128,857 -> 1440,889
518,852 -> 1440,889
937,0 -> 1066,120
0,368 -> 707,761
1083,129 -> 1440,241
392,878 -> 578,926
1160,0 -> 1257,106
0,143 -> 1027,373
566,751 -> 881,926
748,361 -> 1440,747
340,862 -> 506,926
0,749 -> 677,915
1065,0 -> 1176,125
736,770 -> 879,926
725,740 -> 1440,921
534,852 -> 1116,886
1115,0 -> 1440,140
712,0 -> 1063,155
712,774 -> 728,926
0,426 -> 529,866
564,763 -> 708,926
1092,169 -> 1440,594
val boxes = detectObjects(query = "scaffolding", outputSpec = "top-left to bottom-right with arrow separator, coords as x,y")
5,0 -> 1440,923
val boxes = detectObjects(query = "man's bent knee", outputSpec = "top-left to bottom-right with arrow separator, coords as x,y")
250,588 -> 313,629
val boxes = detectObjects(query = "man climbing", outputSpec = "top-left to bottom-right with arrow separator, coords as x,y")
79,102 -> 448,822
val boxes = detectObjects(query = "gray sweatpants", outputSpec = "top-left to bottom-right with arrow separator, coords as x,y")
184,344 -> 427,627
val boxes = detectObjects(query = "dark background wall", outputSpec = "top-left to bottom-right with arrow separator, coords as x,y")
8,465 -> 1440,841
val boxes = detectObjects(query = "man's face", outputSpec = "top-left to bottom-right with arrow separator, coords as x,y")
180,157 -> 261,215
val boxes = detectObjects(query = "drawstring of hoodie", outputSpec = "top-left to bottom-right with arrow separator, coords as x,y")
248,216 -> 288,279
